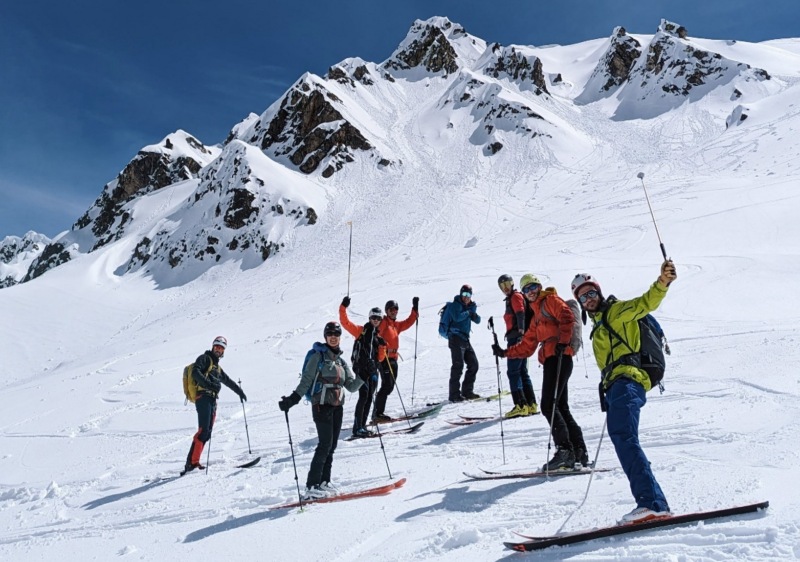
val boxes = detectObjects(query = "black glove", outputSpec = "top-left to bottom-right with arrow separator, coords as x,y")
237,389 -> 247,402
412,296 -> 419,311
341,296 -> 351,308
491,343 -> 506,358
279,391 -> 301,412
555,343 -> 568,355
376,337 -> 386,347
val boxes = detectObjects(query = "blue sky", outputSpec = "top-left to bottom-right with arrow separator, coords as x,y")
1,0 -> 797,238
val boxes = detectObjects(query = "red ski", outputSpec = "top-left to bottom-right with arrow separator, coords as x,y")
270,478 -> 407,510
504,501 -> 769,551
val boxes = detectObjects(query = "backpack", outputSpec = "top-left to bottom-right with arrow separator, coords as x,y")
539,296 -> 583,354
595,304 -> 668,392
438,303 -> 450,338
301,346 -> 344,404
182,361 -> 214,403
351,327 -> 379,373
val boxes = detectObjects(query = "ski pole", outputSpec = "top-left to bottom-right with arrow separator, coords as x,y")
346,221 -> 353,296
239,379 -> 252,454
283,410 -> 304,510
555,417 -> 607,534
371,402 -> 393,479
636,172 -> 668,260
383,358 -> 412,428
411,319 -> 419,406
544,349 -> 564,478
487,317 -> 506,464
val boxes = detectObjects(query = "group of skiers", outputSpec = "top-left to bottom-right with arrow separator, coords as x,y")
185,259 -> 677,522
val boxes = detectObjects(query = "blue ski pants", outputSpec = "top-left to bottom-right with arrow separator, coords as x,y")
605,378 -> 669,512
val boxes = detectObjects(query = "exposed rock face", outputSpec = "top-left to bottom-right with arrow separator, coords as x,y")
245,79 -> 373,178
74,133 -> 212,251
481,44 -> 549,95
22,242 -> 74,283
125,141 -> 320,277
384,19 -> 461,75
602,28 -> 642,91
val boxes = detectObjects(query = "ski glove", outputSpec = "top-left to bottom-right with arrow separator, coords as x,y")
236,389 -> 248,402
659,260 -> 677,287
279,391 -> 301,412
412,296 -> 419,311
491,343 -> 506,358
555,343 -> 568,356
341,296 -> 351,308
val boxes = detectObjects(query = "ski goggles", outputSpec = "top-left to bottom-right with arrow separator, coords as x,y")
578,289 -> 599,303
521,283 -> 541,294
369,315 -> 382,321
460,291 -> 472,298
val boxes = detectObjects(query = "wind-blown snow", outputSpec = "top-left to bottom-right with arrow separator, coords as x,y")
2,16 -> 800,562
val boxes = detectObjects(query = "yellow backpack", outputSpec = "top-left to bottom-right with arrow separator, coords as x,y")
183,361 -> 213,403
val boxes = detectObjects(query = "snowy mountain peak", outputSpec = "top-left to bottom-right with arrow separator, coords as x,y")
0,231 -> 51,288
613,20 -> 773,119
384,16 -> 487,77
576,26 -> 642,104
658,18 -> 688,39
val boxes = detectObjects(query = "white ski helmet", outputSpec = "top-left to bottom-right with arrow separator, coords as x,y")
212,336 -> 228,349
571,274 -> 602,299
369,307 -> 383,320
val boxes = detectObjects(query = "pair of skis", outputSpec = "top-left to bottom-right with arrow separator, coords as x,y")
464,465 -> 608,480
446,412 -> 539,427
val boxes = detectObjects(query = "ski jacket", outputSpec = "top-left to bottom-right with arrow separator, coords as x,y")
192,350 -> 242,400
441,295 -> 481,341
502,290 -> 527,341
588,281 -> 668,392
506,289 -> 575,364
338,305 -> 387,363
294,343 -> 362,407
377,309 -> 418,359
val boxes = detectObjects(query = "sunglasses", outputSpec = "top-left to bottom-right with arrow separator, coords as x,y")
521,283 -> 541,294
369,316 -> 382,321
461,291 -> 472,298
578,289 -> 599,303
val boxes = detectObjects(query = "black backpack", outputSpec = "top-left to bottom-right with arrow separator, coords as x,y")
594,303 -> 668,392
351,324 -> 380,373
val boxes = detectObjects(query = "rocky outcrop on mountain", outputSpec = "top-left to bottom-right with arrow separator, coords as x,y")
478,44 -> 549,95
613,19 -> 772,119
0,232 -> 50,288
22,241 -> 76,283
73,131 -> 216,251
326,58 -> 379,87
124,141 -> 321,280
237,77 -> 373,178
576,27 -> 641,103
383,17 -> 486,77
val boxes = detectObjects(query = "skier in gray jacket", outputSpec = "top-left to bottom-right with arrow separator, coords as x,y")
279,321 -> 363,499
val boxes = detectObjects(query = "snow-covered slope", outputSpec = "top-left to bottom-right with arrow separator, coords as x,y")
2,15 -> 800,561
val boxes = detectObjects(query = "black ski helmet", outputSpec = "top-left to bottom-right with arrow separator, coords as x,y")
497,274 -> 513,286
460,284 -> 473,296
385,300 -> 399,312
323,321 -> 342,337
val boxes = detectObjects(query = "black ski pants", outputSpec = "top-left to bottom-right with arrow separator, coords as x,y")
448,334 -> 478,398
540,354 -> 585,453
307,404 -> 343,488
353,368 -> 379,430
373,358 -> 398,417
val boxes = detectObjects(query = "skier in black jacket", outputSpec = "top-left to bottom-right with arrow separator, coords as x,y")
183,336 -> 246,475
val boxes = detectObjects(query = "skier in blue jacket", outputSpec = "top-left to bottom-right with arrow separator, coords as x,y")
441,284 -> 481,401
